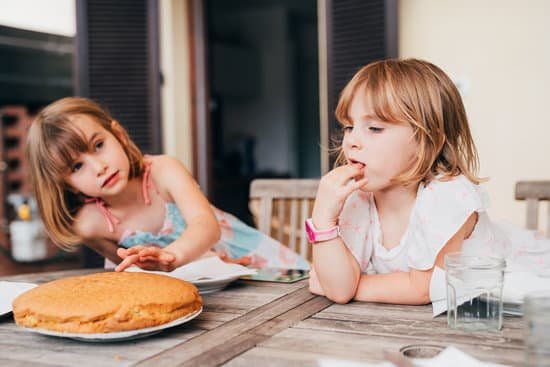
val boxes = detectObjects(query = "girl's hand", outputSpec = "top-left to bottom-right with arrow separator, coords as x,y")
311,163 -> 368,228
308,267 -> 325,296
115,246 -> 179,272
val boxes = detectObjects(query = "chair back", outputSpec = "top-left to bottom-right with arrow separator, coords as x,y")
515,180 -> 550,233
249,179 -> 319,261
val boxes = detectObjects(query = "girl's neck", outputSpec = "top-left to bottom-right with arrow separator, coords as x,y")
100,176 -> 143,209
373,182 -> 419,217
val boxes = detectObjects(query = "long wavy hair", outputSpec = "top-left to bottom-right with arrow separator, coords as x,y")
26,97 -> 145,250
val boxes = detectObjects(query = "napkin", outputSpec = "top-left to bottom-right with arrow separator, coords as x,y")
317,346 -> 509,367
414,346 -> 509,367
126,256 -> 256,281
0,281 -> 37,315
501,271 -> 550,304
430,267 -> 550,316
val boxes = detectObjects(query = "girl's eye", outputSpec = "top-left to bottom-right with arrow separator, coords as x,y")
94,140 -> 104,150
342,125 -> 353,133
368,126 -> 384,133
71,162 -> 83,173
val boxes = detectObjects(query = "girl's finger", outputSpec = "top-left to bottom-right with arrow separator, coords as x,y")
140,247 -> 161,257
351,176 -> 369,189
115,254 -> 140,272
116,247 -> 128,259
125,246 -> 144,256
139,256 -> 159,262
159,252 -> 176,263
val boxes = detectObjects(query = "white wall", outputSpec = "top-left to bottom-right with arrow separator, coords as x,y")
0,0 -> 75,36
399,0 -> 550,228
159,0 -> 194,171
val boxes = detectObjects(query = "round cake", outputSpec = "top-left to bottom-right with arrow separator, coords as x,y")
12,272 -> 202,333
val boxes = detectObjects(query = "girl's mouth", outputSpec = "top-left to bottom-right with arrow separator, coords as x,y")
348,158 -> 366,168
102,171 -> 120,188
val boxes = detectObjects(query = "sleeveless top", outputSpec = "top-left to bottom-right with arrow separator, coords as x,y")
88,160 -> 310,270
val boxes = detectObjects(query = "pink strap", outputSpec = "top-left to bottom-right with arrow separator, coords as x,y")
142,161 -> 158,205
85,197 -> 121,233
86,160 -> 156,232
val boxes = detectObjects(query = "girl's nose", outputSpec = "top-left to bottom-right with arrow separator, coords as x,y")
89,157 -> 107,176
344,129 -> 362,150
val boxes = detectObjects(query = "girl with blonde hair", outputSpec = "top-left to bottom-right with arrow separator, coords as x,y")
308,59 -> 548,305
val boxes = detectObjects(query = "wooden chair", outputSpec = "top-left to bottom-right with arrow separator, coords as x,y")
515,181 -> 550,233
249,179 -> 319,261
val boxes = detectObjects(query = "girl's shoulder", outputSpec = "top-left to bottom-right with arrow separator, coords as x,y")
145,155 -> 190,180
144,154 -> 197,200
72,203 -> 112,240
416,175 -> 489,212
406,175 -> 490,270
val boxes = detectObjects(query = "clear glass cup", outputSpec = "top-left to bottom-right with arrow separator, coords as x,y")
524,291 -> 550,366
445,253 -> 506,331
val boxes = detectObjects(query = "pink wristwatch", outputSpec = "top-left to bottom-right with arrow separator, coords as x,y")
304,218 -> 340,244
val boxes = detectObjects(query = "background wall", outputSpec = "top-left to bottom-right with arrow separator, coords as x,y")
159,0 -> 194,171
399,0 -> 550,228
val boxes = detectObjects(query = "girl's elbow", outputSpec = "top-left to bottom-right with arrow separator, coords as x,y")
413,285 -> 431,305
325,290 -> 355,304
419,291 -> 431,305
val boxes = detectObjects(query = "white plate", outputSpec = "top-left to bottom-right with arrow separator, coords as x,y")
0,281 -> 37,317
17,307 -> 202,342
192,275 -> 241,294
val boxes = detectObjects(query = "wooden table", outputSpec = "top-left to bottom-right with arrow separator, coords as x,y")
0,269 -> 525,366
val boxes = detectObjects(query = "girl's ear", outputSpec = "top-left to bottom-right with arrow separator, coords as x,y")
110,120 -> 129,145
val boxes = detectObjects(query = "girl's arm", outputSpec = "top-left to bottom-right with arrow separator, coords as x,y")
311,236 -> 362,304
310,163 -> 368,304
117,156 -> 220,271
354,212 -> 478,305
162,156 -> 221,265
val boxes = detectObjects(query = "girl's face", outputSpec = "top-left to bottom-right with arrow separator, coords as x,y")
64,115 -> 130,198
342,87 -> 419,192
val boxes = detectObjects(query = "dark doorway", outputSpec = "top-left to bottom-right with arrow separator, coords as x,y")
206,0 -> 320,224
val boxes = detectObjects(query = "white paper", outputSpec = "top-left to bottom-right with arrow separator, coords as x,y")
502,271 -> 550,304
127,256 -> 256,282
414,346 -> 509,367
0,281 -> 37,315
317,346 -> 509,367
318,358 -> 394,367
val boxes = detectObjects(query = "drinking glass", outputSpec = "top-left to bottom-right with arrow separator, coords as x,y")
445,253 -> 505,331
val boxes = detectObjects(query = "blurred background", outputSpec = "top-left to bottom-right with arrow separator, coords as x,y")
0,0 -> 548,274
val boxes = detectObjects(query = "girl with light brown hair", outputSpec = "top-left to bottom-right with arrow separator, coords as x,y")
307,59 -> 548,306
27,97 -> 309,272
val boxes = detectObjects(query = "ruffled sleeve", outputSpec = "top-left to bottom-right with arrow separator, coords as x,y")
407,175 -> 490,270
338,190 -> 374,272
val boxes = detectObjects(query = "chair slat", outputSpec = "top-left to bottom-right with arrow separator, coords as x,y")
259,197 -> 272,235
299,199 -> 310,259
276,200 -> 285,242
526,198 -> 539,230
249,179 -> 319,261
289,199 -> 298,252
